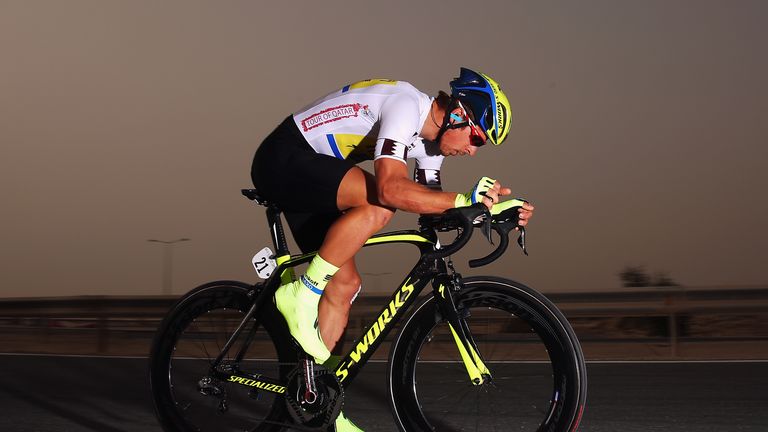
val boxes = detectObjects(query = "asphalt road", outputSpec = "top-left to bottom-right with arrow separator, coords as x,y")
0,354 -> 766,432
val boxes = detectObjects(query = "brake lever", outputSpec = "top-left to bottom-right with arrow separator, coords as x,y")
470,208 -> 494,245
482,217 -> 493,245
517,227 -> 528,256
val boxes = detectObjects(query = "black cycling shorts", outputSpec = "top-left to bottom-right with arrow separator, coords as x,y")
251,116 -> 355,253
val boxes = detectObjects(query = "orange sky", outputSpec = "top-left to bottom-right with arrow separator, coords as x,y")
1,1 -> 766,297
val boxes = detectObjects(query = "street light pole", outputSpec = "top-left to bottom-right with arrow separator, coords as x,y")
147,238 -> 190,295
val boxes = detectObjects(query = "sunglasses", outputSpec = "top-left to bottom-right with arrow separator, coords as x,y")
445,100 -> 489,147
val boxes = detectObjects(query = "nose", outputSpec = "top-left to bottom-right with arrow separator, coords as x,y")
465,144 -> 478,156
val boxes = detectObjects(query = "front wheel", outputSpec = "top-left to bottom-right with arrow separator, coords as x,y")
389,276 -> 587,431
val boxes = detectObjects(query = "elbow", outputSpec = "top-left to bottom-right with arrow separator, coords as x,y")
376,182 -> 398,208
377,188 -> 396,208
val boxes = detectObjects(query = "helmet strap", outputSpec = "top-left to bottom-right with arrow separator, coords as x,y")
429,102 -> 442,130
434,97 -> 460,143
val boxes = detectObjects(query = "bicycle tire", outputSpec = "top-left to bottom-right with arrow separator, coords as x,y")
388,276 -> 587,431
149,280 -> 296,432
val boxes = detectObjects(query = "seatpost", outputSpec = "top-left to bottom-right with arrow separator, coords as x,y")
265,205 -> 290,257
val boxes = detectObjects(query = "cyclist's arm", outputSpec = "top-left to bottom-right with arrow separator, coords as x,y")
374,155 -> 460,214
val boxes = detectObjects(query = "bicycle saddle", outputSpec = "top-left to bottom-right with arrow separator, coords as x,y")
241,188 -> 272,207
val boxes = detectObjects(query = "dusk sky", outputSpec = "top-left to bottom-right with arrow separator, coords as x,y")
2,1 -> 766,298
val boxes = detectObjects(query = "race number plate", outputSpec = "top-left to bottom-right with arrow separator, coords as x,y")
252,247 -> 277,279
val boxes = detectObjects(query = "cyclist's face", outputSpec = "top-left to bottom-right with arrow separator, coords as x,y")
438,108 -> 486,157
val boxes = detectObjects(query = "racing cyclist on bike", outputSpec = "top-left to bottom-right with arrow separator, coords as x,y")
250,68 -> 534,431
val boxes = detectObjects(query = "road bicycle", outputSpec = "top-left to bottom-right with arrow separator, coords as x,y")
149,189 -> 587,431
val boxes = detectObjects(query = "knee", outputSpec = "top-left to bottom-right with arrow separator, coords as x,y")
365,205 -> 395,230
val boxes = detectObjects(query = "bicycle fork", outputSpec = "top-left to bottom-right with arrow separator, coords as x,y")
432,274 -> 492,385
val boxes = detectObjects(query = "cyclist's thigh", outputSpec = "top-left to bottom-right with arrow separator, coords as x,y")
283,210 -> 341,253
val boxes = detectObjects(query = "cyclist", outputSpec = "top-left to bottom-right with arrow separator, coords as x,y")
250,67 -> 534,431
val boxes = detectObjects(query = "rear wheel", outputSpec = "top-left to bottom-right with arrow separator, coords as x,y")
149,281 -> 296,432
389,276 -> 587,431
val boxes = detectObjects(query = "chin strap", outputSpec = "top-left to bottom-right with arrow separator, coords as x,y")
434,97 -> 460,143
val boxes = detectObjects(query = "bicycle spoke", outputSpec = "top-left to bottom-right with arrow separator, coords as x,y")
151,284 -> 286,432
390,280 -> 586,431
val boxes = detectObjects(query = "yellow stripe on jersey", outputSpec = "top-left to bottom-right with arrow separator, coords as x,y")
326,134 -> 376,159
343,79 -> 397,92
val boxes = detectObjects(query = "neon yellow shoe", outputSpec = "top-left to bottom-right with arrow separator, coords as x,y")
274,277 -> 331,363
323,354 -> 342,370
334,411 -> 363,432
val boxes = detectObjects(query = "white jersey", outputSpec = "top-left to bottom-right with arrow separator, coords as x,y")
292,79 -> 444,188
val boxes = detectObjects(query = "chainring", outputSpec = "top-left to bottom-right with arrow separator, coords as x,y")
284,363 -> 344,431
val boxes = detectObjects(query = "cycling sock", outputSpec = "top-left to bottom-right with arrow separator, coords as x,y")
302,254 -> 339,294
275,255 -> 338,363
322,354 -> 342,370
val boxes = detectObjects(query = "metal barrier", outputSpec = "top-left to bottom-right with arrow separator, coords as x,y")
1,287 -> 766,359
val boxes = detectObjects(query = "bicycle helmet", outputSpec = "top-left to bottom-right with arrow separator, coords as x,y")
449,67 -> 512,145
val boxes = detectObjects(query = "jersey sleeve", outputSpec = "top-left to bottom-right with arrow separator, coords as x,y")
375,138 -> 408,163
374,92 -> 421,164
414,154 -> 444,190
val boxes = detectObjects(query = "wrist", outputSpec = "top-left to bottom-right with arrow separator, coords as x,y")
454,193 -> 470,208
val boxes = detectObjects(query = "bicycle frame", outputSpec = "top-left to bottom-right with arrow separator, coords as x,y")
209,204 -> 492,395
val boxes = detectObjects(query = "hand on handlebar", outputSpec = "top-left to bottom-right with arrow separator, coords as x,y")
419,202 -> 531,266
491,199 -> 535,228
455,176 -> 512,210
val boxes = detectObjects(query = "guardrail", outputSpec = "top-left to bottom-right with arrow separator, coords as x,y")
1,286 -> 766,359
546,287 -> 768,358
